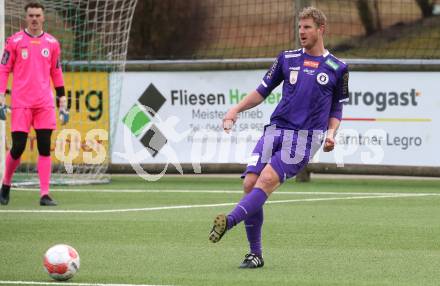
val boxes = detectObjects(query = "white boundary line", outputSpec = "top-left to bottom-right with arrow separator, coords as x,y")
14,188 -> 440,196
0,193 -> 434,214
0,281 -> 172,286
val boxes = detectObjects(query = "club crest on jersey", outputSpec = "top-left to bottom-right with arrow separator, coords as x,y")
317,72 -> 329,85
289,70 -> 298,84
21,48 -> 28,60
41,48 -> 50,57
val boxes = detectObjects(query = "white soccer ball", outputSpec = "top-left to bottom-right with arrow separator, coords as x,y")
43,244 -> 80,281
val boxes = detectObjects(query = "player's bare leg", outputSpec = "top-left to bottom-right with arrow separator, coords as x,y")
253,164 -> 280,196
243,173 -> 258,194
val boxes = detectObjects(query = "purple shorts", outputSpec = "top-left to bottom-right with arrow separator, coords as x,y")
242,125 -> 323,183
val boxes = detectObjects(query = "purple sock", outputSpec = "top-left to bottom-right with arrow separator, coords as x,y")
244,208 -> 264,256
227,188 -> 267,230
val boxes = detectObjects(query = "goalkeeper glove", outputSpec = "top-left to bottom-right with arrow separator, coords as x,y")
59,108 -> 69,125
0,104 -> 8,121
58,95 -> 69,125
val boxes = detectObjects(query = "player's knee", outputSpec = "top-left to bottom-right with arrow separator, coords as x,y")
10,143 -> 26,159
243,179 -> 255,194
37,140 -> 51,156
36,130 -> 52,156
257,171 -> 279,189
10,132 -> 28,159
243,173 -> 258,193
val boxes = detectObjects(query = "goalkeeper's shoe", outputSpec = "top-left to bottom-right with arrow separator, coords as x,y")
239,253 -> 264,269
0,184 -> 11,205
208,213 -> 228,243
40,195 -> 57,206
0,105 -> 9,121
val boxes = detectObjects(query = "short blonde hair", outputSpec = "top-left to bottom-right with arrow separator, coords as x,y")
299,6 -> 327,27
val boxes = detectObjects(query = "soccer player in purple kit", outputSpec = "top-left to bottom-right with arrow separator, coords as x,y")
0,2 -> 68,206
209,7 -> 349,268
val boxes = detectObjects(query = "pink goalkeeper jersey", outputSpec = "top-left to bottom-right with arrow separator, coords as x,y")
0,30 -> 64,108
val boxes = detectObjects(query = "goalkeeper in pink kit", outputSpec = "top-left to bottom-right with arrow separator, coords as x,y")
0,2 -> 68,206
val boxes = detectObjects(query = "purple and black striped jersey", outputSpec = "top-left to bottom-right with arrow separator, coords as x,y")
257,48 -> 349,131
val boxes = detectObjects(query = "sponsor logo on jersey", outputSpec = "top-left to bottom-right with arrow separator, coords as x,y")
41,48 -> 50,57
303,60 -> 319,68
285,53 -> 301,58
342,72 -> 349,97
317,72 -> 329,85
325,58 -> 339,70
13,35 -> 23,43
289,70 -> 298,84
303,68 -> 315,75
30,40 -> 41,45
45,36 -> 57,43
266,57 -> 279,80
21,48 -> 29,60
289,66 -> 300,70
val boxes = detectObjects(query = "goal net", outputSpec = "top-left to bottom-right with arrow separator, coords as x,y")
1,0 -> 137,185
128,0 -> 440,60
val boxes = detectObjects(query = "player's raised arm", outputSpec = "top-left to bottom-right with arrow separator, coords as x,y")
223,90 -> 264,133
223,53 -> 284,133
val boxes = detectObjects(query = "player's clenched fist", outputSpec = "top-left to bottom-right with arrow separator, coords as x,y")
222,118 -> 235,133
323,137 -> 335,152
222,109 -> 238,133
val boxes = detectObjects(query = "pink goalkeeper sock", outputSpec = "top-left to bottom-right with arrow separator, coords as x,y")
38,155 -> 52,196
2,152 -> 21,185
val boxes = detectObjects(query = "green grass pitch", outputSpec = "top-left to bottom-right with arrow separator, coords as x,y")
0,175 -> 439,286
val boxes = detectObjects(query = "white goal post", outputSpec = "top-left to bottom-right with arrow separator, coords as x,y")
0,0 -> 5,182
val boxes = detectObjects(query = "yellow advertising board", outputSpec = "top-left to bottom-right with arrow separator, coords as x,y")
4,72 -> 109,165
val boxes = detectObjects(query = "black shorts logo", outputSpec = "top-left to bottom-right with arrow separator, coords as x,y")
1,50 -> 10,65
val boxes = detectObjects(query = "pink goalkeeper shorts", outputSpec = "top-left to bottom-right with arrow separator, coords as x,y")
11,107 -> 57,132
